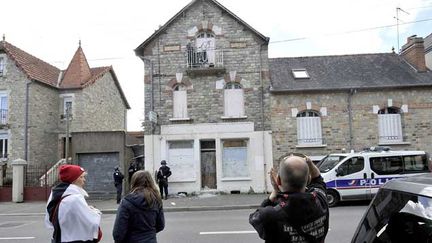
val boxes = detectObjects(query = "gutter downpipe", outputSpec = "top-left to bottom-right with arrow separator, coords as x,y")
137,55 -> 155,174
348,88 -> 356,151
24,80 -> 31,161
259,43 -> 268,193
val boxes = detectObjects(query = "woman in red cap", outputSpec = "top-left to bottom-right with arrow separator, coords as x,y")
45,164 -> 102,243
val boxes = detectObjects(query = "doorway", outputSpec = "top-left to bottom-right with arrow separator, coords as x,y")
200,140 -> 216,189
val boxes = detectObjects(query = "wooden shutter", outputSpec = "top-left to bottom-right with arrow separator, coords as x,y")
297,117 -> 322,145
378,114 -> 402,143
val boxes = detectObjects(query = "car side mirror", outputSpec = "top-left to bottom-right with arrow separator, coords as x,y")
336,167 -> 344,176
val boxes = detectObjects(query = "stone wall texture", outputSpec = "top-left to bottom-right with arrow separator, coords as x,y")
271,88 -> 432,163
141,0 -> 271,135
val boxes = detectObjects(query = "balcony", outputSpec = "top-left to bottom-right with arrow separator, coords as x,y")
186,49 -> 225,76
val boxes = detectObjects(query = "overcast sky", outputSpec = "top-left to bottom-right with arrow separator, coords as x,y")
1,0 -> 431,131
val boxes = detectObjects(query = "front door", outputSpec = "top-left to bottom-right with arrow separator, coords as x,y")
200,140 -> 216,189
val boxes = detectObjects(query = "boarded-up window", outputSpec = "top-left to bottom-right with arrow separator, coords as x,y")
173,90 -> 187,118
296,111 -> 322,145
224,83 -> 244,117
168,140 -> 195,181
377,107 -> 403,143
222,140 -> 248,178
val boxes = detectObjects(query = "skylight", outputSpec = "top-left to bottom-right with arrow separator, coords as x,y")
292,69 -> 310,79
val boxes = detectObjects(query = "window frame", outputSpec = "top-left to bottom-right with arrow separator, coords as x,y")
0,132 -> 8,159
292,69 -> 310,79
221,139 -> 250,179
378,107 -> 403,144
296,110 -> 323,146
223,82 -> 245,118
0,56 -> 5,76
172,84 -> 189,119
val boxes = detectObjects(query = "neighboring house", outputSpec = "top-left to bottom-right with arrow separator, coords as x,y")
425,33 -> 432,70
135,0 -> 273,194
270,35 -> 432,161
0,39 -> 130,196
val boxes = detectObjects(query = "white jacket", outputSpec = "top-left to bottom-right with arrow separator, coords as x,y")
45,184 -> 101,242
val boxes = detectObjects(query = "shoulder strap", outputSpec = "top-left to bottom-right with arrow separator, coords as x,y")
50,194 -> 71,243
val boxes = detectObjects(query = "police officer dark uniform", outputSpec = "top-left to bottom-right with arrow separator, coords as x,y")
113,167 -> 124,204
157,160 -> 172,200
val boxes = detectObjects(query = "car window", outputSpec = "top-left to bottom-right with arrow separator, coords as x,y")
318,155 -> 347,173
370,156 -> 403,175
351,189 -> 432,243
338,157 -> 364,175
403,155 -> 429,173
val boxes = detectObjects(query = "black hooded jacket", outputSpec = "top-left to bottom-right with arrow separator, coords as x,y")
112,192 -> 165,243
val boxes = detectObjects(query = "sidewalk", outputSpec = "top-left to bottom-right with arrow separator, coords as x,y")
0,193 -> 267,216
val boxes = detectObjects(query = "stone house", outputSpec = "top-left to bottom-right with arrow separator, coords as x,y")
270,35 -> 432,161
0,39 -> 130,196
135,0 -> 273,194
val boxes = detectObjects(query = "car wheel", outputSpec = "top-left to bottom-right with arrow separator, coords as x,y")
327,190 -> 340,207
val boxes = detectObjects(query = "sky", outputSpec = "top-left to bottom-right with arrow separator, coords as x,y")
1,0 -> 432,131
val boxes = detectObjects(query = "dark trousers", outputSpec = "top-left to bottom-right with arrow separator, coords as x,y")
158,180 -> 168,199
115,183 -> 122,203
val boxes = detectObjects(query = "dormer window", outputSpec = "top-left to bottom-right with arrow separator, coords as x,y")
292,69 -> 309,79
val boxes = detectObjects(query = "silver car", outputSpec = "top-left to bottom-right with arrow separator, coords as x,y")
352,173 -> 432,243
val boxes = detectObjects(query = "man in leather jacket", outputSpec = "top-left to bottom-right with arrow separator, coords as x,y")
249,154 -> 329,243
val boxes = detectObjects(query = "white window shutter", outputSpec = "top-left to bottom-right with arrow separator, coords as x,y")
378,114 -> 402,143
297,117 -> 322,145
224,89 -> 244,117
173,90 -> 187,118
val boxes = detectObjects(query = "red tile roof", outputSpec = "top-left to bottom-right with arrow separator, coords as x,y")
0,41 -> 61,86
0,40 -> 130,108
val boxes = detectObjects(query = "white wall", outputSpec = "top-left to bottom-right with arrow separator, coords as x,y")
144,122 -> 273,194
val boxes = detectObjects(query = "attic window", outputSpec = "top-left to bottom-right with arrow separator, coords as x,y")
292,69 -> 309,79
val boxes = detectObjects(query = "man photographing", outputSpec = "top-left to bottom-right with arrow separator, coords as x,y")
249,154 -> 329,243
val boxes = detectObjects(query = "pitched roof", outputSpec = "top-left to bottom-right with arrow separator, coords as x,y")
60,46 -> 92,88
134,0 -> 269,55
269,53 -> 432,92
0,40 -> 130,108
0,40 -> 61,86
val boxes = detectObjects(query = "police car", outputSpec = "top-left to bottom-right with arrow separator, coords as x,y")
318,147 -> 430,207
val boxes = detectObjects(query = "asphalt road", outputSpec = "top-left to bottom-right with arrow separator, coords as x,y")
0,205 -> 367,243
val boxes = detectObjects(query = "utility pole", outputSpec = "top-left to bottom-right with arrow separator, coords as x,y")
65,105 -> 71,163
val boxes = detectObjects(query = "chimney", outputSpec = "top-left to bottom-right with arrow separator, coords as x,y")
400,35 -> 427,72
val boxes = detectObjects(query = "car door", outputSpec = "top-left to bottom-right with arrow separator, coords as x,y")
369,156 -> 405,196
335,156 -> 368,200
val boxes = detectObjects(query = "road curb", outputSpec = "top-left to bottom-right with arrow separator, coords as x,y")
0,205 -> 260,216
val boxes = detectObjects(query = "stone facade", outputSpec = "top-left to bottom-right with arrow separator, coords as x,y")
138,0 -> 273,193
0,42 -> 129,186
271,88 -> 432,162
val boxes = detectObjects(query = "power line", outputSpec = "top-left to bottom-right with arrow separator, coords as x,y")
269,17 -> 432,45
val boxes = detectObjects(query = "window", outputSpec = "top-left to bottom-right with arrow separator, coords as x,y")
378,107 -> 403,143
370,156 -> 403,175
0,133 -> 8,158
296,110 -> 323,145
196,31 -> 215,65
292,69 -> 309,79
338,157 -> 364,175
0,94 -> 8,124
0,57 -> 5,76
61,95 -> 73,119
224,82 -> 244,118
167,140 -> 195,181
403,155 -> 429,173
222,140 -> 249,178
172,84 -> 188,119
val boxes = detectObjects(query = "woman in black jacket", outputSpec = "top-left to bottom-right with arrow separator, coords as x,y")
113,170 -> 165,243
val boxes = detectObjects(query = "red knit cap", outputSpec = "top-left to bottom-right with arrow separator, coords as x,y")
59,165 -> 85,183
